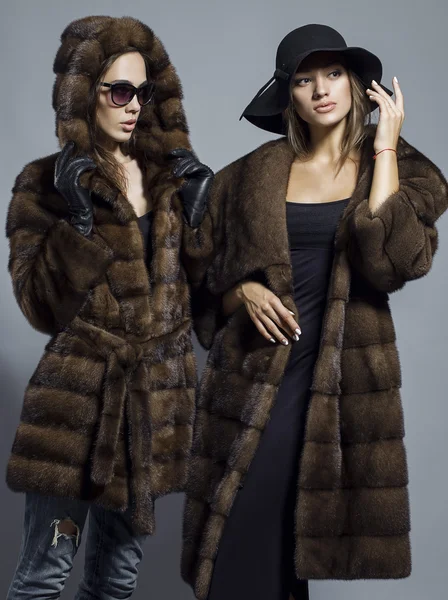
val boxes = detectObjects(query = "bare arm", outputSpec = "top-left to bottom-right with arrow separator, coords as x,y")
365,77 -> 404,214
368,151 -> 399,214
222,283 -> 245,316
223,281 -> 301,345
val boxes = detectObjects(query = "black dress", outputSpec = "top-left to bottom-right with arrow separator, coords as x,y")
137,210 -> 154,268
207,198 -> 350,600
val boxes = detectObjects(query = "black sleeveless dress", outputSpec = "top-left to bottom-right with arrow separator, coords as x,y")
207,198 -> 350,600
137,210 -> 154,269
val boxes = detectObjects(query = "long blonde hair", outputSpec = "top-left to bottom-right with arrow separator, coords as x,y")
87,49 -> 150,195
284,67 -> 372,172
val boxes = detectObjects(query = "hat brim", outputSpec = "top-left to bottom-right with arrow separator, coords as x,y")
242,46 -> 393,135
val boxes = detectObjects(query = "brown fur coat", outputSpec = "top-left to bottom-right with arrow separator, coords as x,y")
6,16 -> 196,535
181,128 -> 448,598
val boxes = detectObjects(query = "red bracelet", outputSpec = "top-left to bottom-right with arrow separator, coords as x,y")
373,148 -> 397,160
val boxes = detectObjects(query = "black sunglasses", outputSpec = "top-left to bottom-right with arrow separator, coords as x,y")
100,81 -> 155,107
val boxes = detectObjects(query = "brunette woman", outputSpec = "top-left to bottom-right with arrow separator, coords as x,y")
6,15 -> 212,599
181,24 -> 448,600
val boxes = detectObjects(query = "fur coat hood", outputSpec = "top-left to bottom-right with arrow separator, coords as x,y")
181,128 -> 448,598
53,14 -> 191,158
6,16 -> 196,535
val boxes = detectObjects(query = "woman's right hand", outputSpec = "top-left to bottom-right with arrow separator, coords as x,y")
54,141 -> 96,237
229,281 -> 301,345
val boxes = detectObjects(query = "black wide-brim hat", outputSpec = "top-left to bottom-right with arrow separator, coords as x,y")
241,24 -> 393,135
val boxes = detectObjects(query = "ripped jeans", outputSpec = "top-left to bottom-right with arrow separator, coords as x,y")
7,493 -> 148,600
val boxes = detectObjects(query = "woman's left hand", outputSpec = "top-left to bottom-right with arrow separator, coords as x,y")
366,77 -> 405,154
169,148 -> 214,228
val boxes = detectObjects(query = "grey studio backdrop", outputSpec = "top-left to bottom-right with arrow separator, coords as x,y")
1,1 -> 447,599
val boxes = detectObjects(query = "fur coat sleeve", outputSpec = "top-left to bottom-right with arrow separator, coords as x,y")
6,155 -> 114,336
347,137 -> 448,293
182,168 -> 231,350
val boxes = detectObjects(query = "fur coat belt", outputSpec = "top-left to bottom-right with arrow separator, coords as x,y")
70,315 -> 193,532
70,316 -> 190,488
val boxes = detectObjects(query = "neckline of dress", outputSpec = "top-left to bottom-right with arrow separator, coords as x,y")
286,198 -> 350,206
137,209 -> 153,218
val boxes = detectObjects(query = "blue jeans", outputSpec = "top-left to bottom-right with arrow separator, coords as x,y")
7,493 -> 148,600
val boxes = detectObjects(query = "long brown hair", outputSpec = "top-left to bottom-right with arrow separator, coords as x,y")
87,49 -> 150,195
284,66 -> 372,173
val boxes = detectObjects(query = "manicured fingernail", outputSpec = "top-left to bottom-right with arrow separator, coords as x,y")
295,328 -> 301,335
293,334 -> 300,342
288,310 -> 295,315
369,96 -> 375,100
282,339 -> 289,346
269,338 -> 276,344
393,76 -> 398,83
372,79 -> 377,85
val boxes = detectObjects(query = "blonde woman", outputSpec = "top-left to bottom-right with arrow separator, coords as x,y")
181,23 -> 448,600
